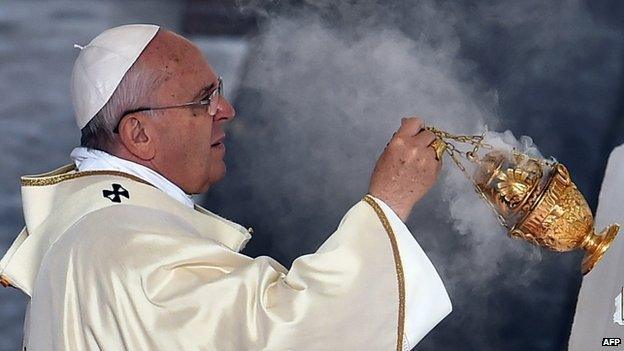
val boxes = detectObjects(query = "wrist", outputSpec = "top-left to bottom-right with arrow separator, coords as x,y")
366,192 -> 413,222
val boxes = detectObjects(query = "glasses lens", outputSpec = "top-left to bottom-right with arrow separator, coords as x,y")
208,78 -> 223,116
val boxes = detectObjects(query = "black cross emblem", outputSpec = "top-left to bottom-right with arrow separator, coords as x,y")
102,183 -> 130,203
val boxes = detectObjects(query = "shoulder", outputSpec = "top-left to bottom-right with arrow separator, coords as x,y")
59,204 -> 223,272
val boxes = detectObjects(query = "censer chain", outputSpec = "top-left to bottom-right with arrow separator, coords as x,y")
425,126 -> 511,230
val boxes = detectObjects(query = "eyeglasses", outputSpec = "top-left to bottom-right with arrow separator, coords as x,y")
112,76 -> 223,134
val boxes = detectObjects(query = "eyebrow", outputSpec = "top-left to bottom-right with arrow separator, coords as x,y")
192,81 -> 217,101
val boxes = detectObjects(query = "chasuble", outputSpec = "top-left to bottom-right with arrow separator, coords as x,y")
0,164 -> 451,350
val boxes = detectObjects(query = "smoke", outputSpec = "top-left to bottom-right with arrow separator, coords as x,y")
444,130 -> 546,238
225,0 -> 546,285
0,0 -> 616,350
436,129 -> 547,288
213,2 -> 540,348
485,131 -> 545,160
206,0 -> 623,349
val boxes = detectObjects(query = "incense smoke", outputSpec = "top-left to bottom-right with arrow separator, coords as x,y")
0,1 -> 619,350
205,1 -> 621,350
224,0 -> 543,285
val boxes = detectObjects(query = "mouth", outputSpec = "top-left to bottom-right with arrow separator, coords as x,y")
211,135 -> 226,148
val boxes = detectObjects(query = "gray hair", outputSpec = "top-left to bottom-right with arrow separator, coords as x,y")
80,59 -> 166,151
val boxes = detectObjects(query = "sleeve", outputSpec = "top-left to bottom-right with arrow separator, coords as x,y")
367,195 -> 452,350
113,196 -> 450,351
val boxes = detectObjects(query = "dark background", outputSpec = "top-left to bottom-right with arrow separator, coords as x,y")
1,1 -> 623,350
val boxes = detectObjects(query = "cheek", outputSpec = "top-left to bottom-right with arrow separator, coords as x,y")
198,118 -> 215,153
158,120 -> 196,165
191,118 -> 215,163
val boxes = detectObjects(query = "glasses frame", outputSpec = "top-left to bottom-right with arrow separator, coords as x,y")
112,76 -> 223,134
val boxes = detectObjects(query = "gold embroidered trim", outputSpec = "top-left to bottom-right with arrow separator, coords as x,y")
363,195 -> 405,351
21,168 -> 153,187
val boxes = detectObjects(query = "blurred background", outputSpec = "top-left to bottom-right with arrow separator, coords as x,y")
1,0 -> 623,350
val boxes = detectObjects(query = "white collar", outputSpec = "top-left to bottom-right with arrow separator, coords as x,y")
70,147 -> 195,208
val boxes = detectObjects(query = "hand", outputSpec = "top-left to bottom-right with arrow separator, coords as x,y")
368,117 -> 442,221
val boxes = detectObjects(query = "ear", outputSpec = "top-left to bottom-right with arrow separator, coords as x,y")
117,114 -> 156,160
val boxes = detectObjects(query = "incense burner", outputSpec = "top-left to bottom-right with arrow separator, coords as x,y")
427,126 -> 620,274
473,150 -> 618,274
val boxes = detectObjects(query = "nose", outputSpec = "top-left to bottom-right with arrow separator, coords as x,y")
215,96 -> 235,121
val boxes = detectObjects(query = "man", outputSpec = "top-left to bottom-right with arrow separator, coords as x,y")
0,24 -> 451,350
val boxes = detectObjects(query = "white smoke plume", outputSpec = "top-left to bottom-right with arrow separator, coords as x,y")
227,0 -> 547,283
207,1 -> 621,349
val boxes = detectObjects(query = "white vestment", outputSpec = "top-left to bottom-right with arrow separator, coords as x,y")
0,150 -> 451,350
569,144 -> 624,350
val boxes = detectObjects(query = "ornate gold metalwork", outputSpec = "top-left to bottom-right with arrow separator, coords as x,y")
496,168 -> 532,206
427,126 -> 619,274
429,138 -> 447,161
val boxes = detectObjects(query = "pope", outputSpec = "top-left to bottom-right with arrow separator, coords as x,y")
0,24 -> 451,350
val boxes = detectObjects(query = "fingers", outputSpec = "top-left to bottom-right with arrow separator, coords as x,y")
413,129 -> 437,148
390,116 -> 441,161
395,117 -> 424,138
411,127 -> 441,163
419,131 -> 442,162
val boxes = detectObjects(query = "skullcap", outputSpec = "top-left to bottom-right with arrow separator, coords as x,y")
71,24 -> 160,129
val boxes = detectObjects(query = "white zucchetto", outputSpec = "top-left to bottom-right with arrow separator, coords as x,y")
70,24 -> 160,129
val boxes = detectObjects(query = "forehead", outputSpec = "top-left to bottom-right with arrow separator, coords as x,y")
144,30 -> 218,100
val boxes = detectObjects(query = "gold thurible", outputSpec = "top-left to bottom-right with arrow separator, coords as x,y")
427,126 -> 619,274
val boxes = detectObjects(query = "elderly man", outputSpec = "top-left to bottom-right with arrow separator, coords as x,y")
0,24 -> 451,350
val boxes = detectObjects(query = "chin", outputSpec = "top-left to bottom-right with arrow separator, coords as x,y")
200,164 -> 226,193
213,161 -> 226,181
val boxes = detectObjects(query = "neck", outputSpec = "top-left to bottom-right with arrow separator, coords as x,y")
70,146 -> 195,208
